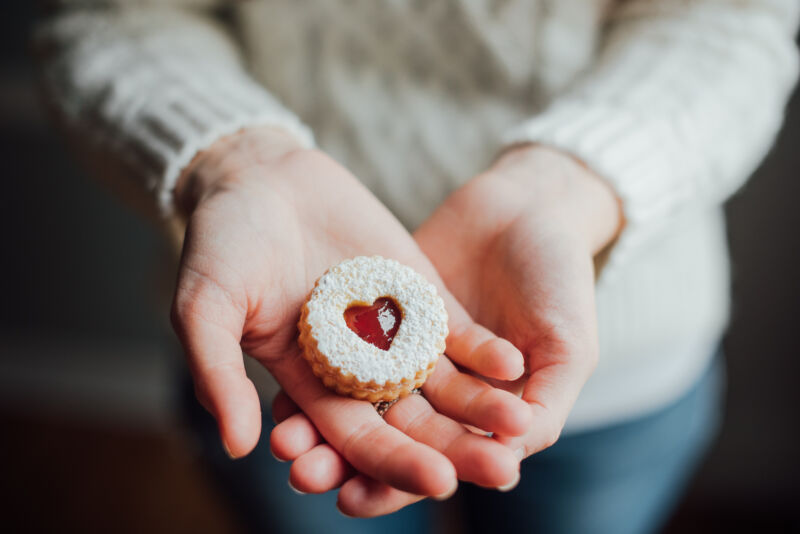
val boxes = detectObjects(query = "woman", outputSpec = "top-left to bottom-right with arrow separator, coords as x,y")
36,1 -> 799,532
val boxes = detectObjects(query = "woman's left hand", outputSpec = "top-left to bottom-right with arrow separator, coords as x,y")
414,144 -> 623,459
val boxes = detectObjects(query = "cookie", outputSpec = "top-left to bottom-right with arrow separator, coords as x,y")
298,256 -> 448,402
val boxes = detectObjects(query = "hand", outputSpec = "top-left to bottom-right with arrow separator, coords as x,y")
415,144 -> 623,459
170,127 -> 532,516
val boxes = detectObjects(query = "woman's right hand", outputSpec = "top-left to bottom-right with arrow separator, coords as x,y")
170,126 -> 532,515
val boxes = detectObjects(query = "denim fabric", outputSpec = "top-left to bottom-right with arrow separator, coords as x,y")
461,356 -> 724,534
180,381 -> 433,534
181,356 -> 723,534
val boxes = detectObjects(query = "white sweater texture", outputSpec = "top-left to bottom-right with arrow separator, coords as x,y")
36,0 -> 799,432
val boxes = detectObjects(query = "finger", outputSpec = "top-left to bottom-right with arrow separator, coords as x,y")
172,279 -> 259,459
384,393 -> 520,489
444,304 -> 526,381
337,475 -> 427,519
494,359 -> 594,459
289,444 -> 355,494
422,357 -> 532,437
492,243 -> 599,458
400,253 -> 525,381
270,413 -> 323,461
272,389 -> 299,423
267,354 -> 457,497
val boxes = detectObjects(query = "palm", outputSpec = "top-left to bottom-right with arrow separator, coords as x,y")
415,168 -> 602,456
172,140 -> 532,516
184,153 -> 430,364
447,219 -> 592,362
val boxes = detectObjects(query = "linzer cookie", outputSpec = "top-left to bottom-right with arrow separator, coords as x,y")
298,256 -> 448,403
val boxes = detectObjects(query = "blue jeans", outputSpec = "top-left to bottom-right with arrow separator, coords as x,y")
181,357 -> 723,534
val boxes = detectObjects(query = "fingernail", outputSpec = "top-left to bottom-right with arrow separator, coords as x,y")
497,472 -> 520,493
514,448 -> 525,461
336,504 -> 355,518
222,439 -> 238,460
516,366 -> 527,380
270,447 -> 287,463
288,480 -> 306,495
433,481 -> 458,501
511,359 -> 525,380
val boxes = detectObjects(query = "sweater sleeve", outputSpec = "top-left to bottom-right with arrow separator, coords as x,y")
35,3 -> 314,218
502,0 -> 799,276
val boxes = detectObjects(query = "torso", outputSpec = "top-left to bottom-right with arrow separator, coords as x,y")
235,0 -> 612,227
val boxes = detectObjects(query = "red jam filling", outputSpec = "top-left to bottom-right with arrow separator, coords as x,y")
343,297 -> 402,351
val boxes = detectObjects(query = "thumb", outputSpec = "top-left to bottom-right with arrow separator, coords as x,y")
437,285 -> 526,381
171,281 -> 261,458
410,231 -> 524,381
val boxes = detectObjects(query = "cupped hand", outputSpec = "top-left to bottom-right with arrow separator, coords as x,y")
169,127 -> 531,514
414,144 -> 623,460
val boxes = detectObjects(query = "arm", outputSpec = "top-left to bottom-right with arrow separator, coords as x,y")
504,0 -> 800,273
35,2 -> 531,514
34,3 -> 314,219
416,0 -> 799,476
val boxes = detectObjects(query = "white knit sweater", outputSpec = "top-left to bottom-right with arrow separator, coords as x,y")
36,0 -> 799,432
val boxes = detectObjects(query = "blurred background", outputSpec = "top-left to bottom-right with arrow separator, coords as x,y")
1,4 -> 798,533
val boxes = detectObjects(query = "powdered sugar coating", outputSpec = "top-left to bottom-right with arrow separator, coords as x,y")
304,256 -> 448,385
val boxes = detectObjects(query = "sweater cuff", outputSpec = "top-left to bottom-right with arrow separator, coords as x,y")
134,77 -> 315,217
502,102 -> 703,278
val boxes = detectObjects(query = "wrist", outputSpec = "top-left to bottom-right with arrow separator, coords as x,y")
490,144 -> 624,255
173,125 -> 307,217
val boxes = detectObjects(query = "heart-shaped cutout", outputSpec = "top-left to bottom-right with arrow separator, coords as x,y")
343,297 -> 402,351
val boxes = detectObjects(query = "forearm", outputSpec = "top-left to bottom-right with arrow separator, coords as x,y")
503,0 -> 799,270
34,4 -> 313,219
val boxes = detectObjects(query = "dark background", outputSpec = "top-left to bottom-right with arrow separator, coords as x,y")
1,4 -> 798,533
